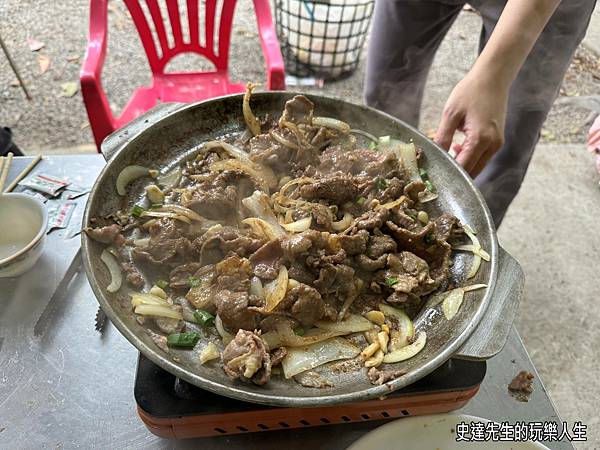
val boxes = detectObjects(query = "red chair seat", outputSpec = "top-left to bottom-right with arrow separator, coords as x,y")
116,72 -> 245,127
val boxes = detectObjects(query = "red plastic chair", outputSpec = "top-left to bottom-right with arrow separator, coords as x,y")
81,0 -> 286,150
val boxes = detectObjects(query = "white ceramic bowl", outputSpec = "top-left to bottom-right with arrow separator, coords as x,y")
0,193 -> 48,278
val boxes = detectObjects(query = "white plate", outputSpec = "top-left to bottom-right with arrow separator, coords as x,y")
347,414 -> 550,450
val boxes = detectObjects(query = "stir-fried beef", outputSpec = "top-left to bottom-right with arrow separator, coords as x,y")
193,226 -> 264,265
222,330 -> 272,385
89,93 -> 471,389
84,224 -> 125,245
249,239 -> 283,280
277,283 -> 326,327
299,172 -> 359,204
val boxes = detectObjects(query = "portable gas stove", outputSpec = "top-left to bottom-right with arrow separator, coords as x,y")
134,354 -> 486,439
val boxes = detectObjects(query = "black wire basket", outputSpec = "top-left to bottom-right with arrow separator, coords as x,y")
274,0 -> 375,80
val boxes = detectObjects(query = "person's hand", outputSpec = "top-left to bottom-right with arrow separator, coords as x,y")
435,69 -> 509,177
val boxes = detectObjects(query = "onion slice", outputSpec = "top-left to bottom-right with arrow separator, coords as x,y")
331,212 -> 354,232
281,216 -> 312,233
264,266 -> 288,311
199,342 -> 220,364
209,159 -> 270,193
379,304 -> 415,350
157,168 -> 182,190
315,314 -> 374,333
312,116 -> 351,133
242,217 -> 284,241
116,165 -> 155,196
441,284 -> 487,320
100,249 -> 122,293
275,322 -> 346,347
382,331 -> 426,363
215,315 -> 234,345
130,292 -> 169,307
139,211 -> 191,224
242,191 -> 287,238
134,304 -> 183,320
243,82 -> 261,136
155,204 -> 204,222
281,337 -> 360,379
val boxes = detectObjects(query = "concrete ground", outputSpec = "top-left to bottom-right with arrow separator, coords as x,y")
1,1 -> 599,447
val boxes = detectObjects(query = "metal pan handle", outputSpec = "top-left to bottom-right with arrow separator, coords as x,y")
100,102 -> 187,162
454,247 -> 524,360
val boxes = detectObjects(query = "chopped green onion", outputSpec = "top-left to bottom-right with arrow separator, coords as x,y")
419,168 -> 429,179
187,276 -> 200,288
131,205 -> 145,218
357,196 -> 366,205
167,332 -> 200,348
424,180 -> 436,193
385,277 -> 399,287
368,141 -> 378,150
194,310 -> 215,327
405,209 -> 417,220
377,178 -> 389,190
293,326 -> 305,336
156,279 -> 168,290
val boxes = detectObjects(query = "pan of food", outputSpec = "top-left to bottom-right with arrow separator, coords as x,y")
82,89 -> 523,407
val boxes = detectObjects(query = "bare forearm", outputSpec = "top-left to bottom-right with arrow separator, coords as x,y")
471,0 -> 561,86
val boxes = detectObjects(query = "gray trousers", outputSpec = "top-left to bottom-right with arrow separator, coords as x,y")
365,0 -> 596,227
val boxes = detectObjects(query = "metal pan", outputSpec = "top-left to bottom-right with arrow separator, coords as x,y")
82,92 -> 523,407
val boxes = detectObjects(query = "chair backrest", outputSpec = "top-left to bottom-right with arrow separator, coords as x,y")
123,0 -> 237,75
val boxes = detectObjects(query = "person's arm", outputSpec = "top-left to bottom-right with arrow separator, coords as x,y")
435,0 -> 561,177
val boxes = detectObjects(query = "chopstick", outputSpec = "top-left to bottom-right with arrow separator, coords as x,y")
4,154 -> 42,193
0,152 -> 14,193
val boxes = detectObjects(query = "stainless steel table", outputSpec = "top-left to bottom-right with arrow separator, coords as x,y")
0,155 -> 574,450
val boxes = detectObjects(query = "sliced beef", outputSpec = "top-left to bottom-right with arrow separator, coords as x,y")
277,284 -> 326,327
215,255 -> 252,292
310,204 -> 333,231
84,224 -> 125,245
288,260 -> 316,285
169,263 -> 202,289
337,230 -> 369,256
281,232 -> 314,258
433,213 -> 461,241
248,134 -> 294,173
376,177 -> 405,204
367,367 -> 406,385
508,370 -> 534,402
355,254 -> 388,272
155,316 -> 184,334
193,226 -> 264,265
366,234 -> 397,259
355,208 -> 390,231
215,290 -> 260,331
121,262 -> 145,288
299,173 -> 359,204
132,219 -> 193,266
270,347 -> 287,366
249,239 -> 283,280
318,147 -> 399,179
382,252 -> 432,294
313,264 -> 355,295
222,330 -> 272,385
404,180 -> 426,202
280,95 -> 314,125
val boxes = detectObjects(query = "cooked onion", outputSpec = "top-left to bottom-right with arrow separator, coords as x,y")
250,276 -> 265,300
264,266 -> 288,311
209,159 -> 270,193
116,165 -> 154,196
269,129 -> 305,151
378,196 -> 408,210
201,140 -> 277,189
382,331 -> 426,363
215,315 -> 234,345
157,168 -> 182,190
199,342 -> 220,364
460,224 -> 490,278
397,142 -> 421,182
100,249 -> 122,293
243,82 -> 261,136
242,217 -> 283,241
281,216 -> 312,232
281,337 -> 360,379
140,211 -> 191,224
312,116 -> 351,133
441,284 -> 487,320
155,204 -> 204,222
261,331 -> 281,350
379,304 -> 415,350
275,322 -> 346,347
145,185 -> 164,204
149,285 -> 168,299
130,292 -> 169,307
315,314 -> 374,333
134,304 -> 183,320
242,191 -> 286,237
331,212 -> 354,231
